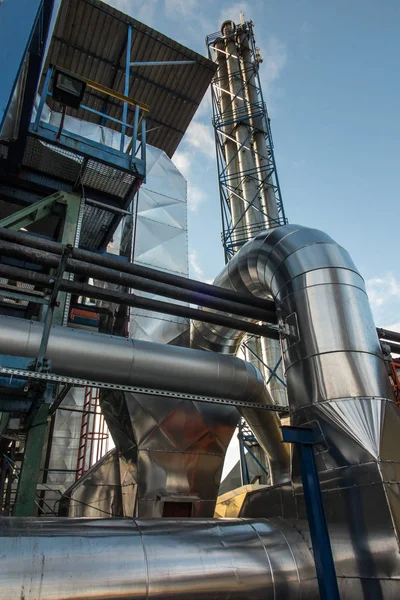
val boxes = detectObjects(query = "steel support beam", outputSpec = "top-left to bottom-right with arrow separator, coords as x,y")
238,421 -> 250,486
0,191 -> 67,230
13,403 -> 50,517
7,191 -> 80,517
281,426 -> 340,600
51,35 -> 199,107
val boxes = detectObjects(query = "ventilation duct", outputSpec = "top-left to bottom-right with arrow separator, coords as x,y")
1,224 -> 399,597
0,516 -> 318,599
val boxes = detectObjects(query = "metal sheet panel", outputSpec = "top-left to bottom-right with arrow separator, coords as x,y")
42,386 -> 85,512
100,389 -> 238,517
64,448 -> 137,517
130,143 -> 189,346
0,516 -> 317,600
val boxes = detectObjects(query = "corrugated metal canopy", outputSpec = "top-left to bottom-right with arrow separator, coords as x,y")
43,0 -> 216,157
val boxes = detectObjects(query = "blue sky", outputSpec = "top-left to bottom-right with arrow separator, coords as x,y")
109,0 -> 400,330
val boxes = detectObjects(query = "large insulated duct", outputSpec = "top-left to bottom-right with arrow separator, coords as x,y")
0,516 -> 317,599
0,315 -> 271,406
192,223 -> 395,485
1,224 -> 398,597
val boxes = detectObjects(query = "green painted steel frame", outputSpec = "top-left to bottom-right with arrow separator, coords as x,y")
6,191 -> 82,516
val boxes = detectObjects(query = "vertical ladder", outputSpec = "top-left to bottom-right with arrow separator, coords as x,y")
75,387 -> 98,480
75,387 -> 109,481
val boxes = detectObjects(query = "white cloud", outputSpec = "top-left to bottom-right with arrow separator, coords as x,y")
106,0 -> 158,26
185,120 -> 215,158
259,36 -> 287,92
173,150 -> 206,211
195,93 -> 212,121
366,275 -> 400,308
189,250 -> 214,283
189,250 -> 205,280
173,150 -> 191,177
219,2 -> 250,26
188,185 -> 206,211
366,274 -> 400,328
165,0 -> 197,18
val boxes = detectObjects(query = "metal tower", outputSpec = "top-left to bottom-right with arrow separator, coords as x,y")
206,18 -> 287,411
206,18 -> 287,262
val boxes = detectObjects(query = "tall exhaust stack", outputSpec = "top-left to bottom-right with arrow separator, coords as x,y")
206,19 -> 286,406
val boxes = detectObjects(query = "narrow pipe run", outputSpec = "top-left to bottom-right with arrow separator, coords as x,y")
0,239 -> 277,323
0,227 -> 275,312
0,262 -> 279,339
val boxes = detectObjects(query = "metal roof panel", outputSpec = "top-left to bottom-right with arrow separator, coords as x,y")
43,0 -> 216,157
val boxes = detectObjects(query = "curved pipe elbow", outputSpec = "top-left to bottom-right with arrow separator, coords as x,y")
191,224 -> 394,483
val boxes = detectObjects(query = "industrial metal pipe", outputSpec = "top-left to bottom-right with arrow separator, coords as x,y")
0,517 -> 317,599
0,263 -> 279,339
0,239 -> 277,323
0,315 -> 273,406
385,340 -> 400,355
213,37 -> 244,248
192,223 -> 396,485
236,25 -> 286,405
238,28 -> 280,227
0,227 -> 276,313
378,327 -> 400,344
222,21 -> 262,231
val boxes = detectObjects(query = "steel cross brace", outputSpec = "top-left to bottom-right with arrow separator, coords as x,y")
35,245 -> 71,371
281,425 -> 340,600
25,245 -> 71,428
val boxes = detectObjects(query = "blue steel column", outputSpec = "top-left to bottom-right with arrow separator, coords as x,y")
281,426 -> 340,600
32,65 -> 54,132
120,24 -> 132,152
238,421 -> 250,485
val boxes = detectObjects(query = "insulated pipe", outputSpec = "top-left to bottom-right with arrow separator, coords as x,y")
0,517 -> 317,599
0,227 -> 275,313
0,315 -> 273,405
237,28 -> 286,405
222,21 -> 263,233
0,239 -> 278,323
238,29 -> 280,226
192,224 -> 395,482
378,328 -> 400,344
213,38 -> 243,248
0,263 -> 279,340
385,340 -> 400,355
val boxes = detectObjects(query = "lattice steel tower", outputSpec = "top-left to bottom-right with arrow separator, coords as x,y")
206,17 -> 287,407
207,18 -> 287,261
